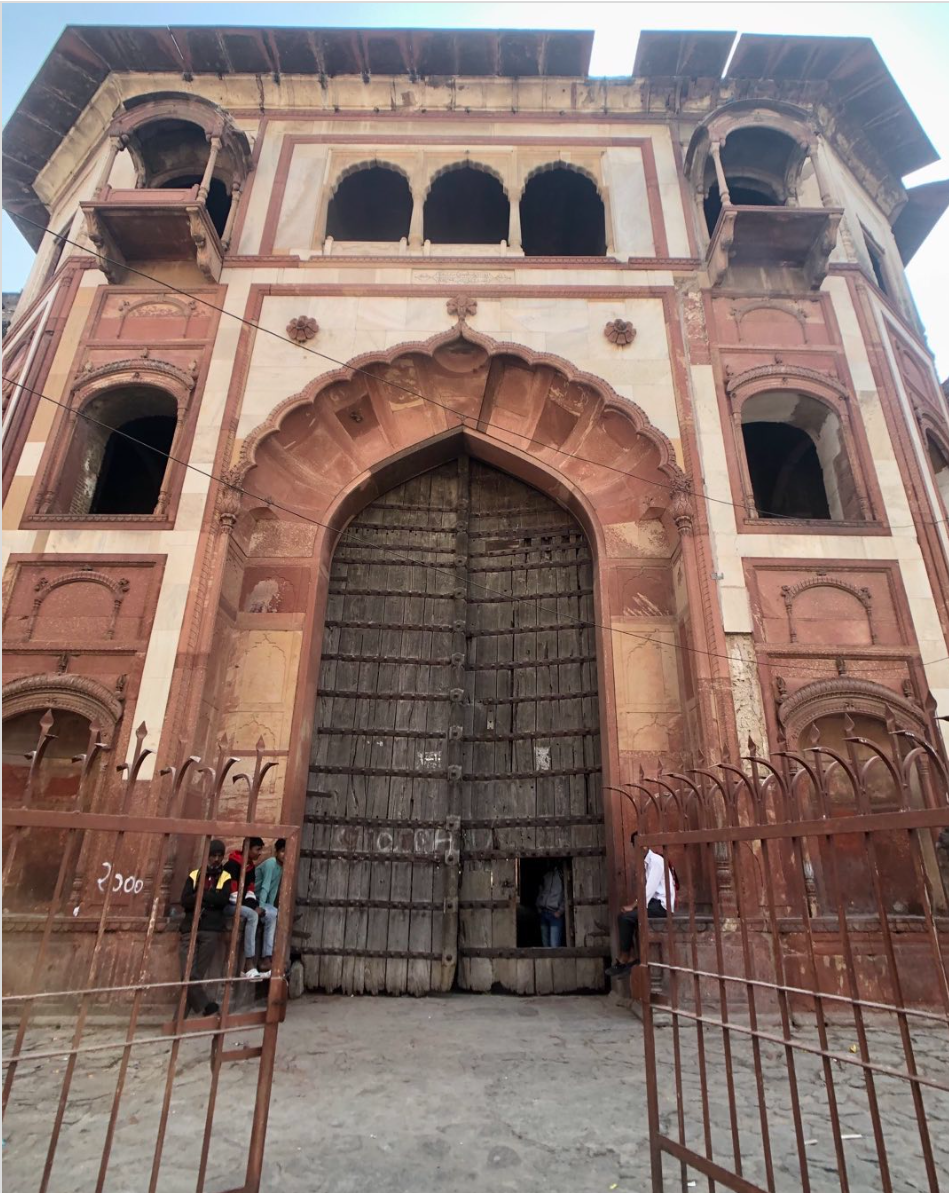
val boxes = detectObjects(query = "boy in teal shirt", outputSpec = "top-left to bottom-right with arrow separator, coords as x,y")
254,839 -> 285,976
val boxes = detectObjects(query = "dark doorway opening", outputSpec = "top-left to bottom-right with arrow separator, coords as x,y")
742,421 -> 831,520
520,168 -> 606,256
517,857 -> 571,947
424,166 -> 509,244
89,413 -> 177,515
160,175 -> 231,237
326,166 -> 412,241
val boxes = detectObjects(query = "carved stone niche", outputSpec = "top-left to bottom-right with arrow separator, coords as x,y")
780,577 -> 875,646
777,676 -> 927,748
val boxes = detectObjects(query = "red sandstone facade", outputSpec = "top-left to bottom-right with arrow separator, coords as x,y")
3,27 -> 948,995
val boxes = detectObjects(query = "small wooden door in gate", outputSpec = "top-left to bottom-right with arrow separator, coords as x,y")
299,457 -> 607,994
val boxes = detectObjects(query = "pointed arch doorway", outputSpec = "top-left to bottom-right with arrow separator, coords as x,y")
300,453 -> 607,995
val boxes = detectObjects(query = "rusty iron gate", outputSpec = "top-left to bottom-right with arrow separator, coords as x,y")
632,714 -> 949,1193
2,712 -> 298,1193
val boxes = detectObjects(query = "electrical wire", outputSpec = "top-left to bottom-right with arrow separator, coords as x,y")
7,372 -> 945,684
15,215 -> 946,531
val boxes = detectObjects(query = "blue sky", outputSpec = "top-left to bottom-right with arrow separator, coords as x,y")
2,2 -> 947,374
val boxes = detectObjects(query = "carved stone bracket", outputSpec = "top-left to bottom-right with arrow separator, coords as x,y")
604,319 -> 636,346
669,475 -> 694,535
216,464 -> 249,533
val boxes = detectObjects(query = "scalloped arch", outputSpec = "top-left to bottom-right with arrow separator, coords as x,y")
425,160 -> 509,199
234,326 -> 683,488
330,159 -> 412,197
521,160 -> 602,197
778,677 -> 926,745
2,673 -> 124,732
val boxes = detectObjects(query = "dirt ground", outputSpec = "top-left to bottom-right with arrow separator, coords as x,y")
3,993 -> 947,1193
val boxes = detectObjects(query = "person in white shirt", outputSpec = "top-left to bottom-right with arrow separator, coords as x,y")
606,833 -> 677,978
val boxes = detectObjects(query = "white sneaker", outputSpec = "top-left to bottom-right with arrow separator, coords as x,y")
244,968 -> 262,980
257,969 -> 272,980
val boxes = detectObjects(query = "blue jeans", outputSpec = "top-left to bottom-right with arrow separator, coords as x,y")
539,909 -> 565,948
238,903 -> 277,960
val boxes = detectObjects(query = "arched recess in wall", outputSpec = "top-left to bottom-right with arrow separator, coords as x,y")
777,677 -> 936,914
725,364 -> 877,526
519,164 -> 607,256
684,102 -> 815,237
108,94 -> 252,239
2,675 -> 121,911
32,357 -> 195,520
325,161 -> 413,241
919,416 -> 949,519
424,163 -> 510,244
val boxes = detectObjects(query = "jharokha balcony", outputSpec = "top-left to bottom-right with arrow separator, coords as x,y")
81,182 -> 227,283
79,106 -> 248,283
707,202 -> 844,289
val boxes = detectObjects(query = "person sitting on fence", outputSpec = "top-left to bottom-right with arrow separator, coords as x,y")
179,838 -> 230,1017
605,833 -> 678,979
535,864 -> 566,947
224,837 -> 277,980
254,838 -> 286,973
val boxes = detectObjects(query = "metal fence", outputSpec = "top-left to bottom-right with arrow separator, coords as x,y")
633,713 -> 949,1193
2,712 -> 298,1193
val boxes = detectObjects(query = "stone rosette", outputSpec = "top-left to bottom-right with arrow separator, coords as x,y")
287,316 -> 319,344
446,295 -> 478,321
604,318 -> 636,346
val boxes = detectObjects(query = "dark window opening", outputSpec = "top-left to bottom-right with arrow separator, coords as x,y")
520,168 -> 606,256
161,174 -> 231,238
44,224 -> 71,284
742,422 -> 831,520
864,235 -> 889,296
703,183 -> 781,235
89,414 -> 176,515
424,166 -> 509,244
326,166 -> 412,241
516,857 -> 571,947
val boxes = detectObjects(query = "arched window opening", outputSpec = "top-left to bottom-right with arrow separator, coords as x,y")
2,709 -> 92,911
55,387 -> 177,517
741,391 -> 860,521
926,432 -> 949,513
159,175 -> 231,238
135,118 -> 235,237
520,167 -> 606,256
327,166 -> 412,241
703,127 -> 800,235
424,166 -> 509,245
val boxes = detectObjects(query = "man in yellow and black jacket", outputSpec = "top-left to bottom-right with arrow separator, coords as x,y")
179,838 -> 230,1016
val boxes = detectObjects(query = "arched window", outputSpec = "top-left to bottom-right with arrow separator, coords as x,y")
327,166 -> 412,241
520,167 -> 606,256
740,391 -> 861,521
424,166 -> 509,245
134,118 -> 233,237
703,127 -> 802,235
55,387 -> 177,516
926,431 -> 949,514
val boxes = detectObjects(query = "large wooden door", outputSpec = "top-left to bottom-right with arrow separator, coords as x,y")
299,457 -> 608,994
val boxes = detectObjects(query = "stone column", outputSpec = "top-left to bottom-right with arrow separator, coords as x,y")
95,136 -> 126,197
408,188 -> 425,248
808,137 -> 834,208
198,136 -> 222,201
221,181 -> 242,249
710,140 -> 731,206
507,192 -> 522,252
